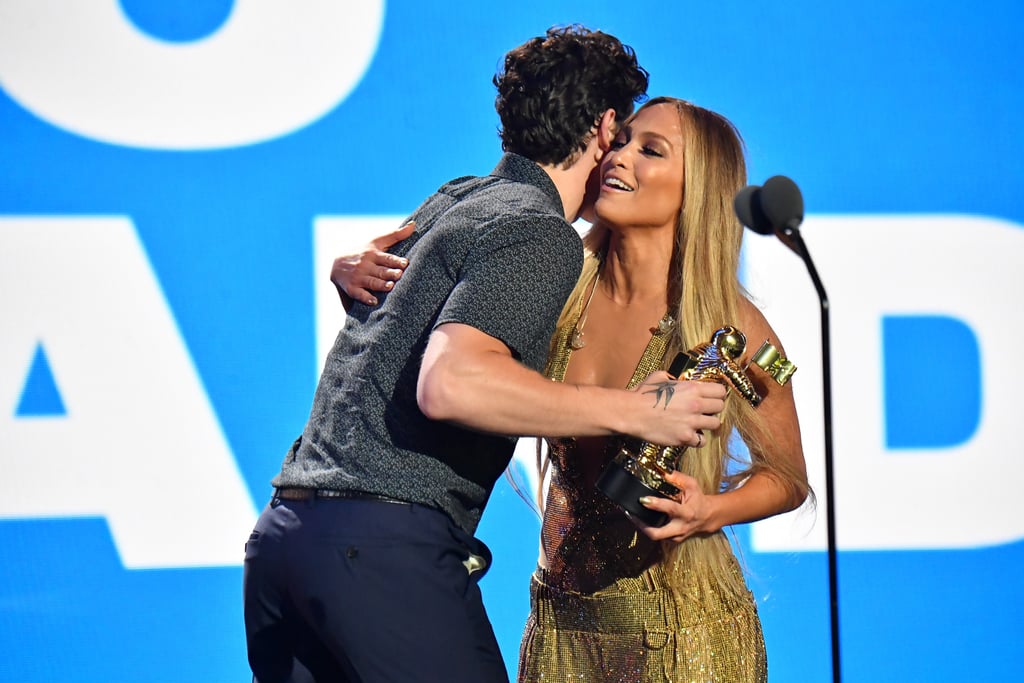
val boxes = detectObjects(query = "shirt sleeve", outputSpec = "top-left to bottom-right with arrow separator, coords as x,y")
434,215 -> 582,371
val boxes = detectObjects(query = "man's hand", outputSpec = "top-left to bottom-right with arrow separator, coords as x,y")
331,221 -> 414,308
628,371 -> 726,448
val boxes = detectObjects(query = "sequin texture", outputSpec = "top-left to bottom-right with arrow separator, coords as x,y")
517,315 -> 768,682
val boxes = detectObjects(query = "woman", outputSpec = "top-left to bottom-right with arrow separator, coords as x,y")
335,97 -> 809,682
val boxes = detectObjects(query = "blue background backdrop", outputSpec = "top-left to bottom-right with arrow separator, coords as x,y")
2,1 -> 1022,681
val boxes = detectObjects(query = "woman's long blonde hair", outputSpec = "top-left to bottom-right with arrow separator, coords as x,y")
551,97 -> 809,603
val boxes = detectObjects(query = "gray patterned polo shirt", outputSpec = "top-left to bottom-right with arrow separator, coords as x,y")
273,153 -> 583,534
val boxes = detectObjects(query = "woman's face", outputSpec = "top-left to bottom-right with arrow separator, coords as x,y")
594,103 -> 685,231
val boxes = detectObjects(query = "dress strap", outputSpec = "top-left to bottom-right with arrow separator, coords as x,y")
627,317 -> 675,389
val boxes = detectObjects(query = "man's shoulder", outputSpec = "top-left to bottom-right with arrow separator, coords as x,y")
435,155 -> 562,218
419,177 -> 562,232
439,171 -> 551,204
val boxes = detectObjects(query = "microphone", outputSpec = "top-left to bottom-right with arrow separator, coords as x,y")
733,184 -> 773,235
759,175 -> 804,233
734,175 -> 804,233
734,175 -> 843,683
734,175 -> 804,253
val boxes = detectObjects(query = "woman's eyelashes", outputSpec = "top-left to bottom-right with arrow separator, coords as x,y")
609,136 -> 665,158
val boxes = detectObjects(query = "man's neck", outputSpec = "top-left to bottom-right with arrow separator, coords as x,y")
537,148 -> 601,223
536,162 -> 582,222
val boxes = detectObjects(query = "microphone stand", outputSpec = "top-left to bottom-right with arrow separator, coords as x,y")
779,221 -> 841,683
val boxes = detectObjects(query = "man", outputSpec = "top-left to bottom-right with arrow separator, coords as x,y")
244,25 -> 726,682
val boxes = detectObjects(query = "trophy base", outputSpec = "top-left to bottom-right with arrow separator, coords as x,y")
595,460 -> 670,527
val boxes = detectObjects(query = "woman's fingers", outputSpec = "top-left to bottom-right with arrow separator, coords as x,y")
371,220 -> 416,251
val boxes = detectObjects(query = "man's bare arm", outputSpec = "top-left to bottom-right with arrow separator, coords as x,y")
418,322 -> 726,446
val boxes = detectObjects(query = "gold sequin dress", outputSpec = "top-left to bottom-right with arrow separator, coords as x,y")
517,318 -> 767,683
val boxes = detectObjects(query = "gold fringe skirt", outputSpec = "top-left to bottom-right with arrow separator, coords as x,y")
517,560 -> 767,683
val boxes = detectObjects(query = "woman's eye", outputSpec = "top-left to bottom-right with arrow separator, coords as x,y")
610,139 -> 626,150
642,146 -> 663,157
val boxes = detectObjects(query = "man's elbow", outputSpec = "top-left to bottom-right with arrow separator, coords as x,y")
417,324 -> 506,424
417,365 -> 465,422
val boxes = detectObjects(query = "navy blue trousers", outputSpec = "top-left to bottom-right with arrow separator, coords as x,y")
243,496 -> 509,683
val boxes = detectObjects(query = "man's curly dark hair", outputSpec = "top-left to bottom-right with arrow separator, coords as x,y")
494,25 -> 649,167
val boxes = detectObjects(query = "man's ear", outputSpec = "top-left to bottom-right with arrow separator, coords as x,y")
596,108 -> 619,152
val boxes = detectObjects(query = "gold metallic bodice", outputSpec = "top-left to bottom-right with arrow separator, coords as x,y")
524,317 -> 768,683
540,313 -> 674,592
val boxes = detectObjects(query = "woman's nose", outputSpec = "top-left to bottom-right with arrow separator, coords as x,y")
609,145 -> 631,168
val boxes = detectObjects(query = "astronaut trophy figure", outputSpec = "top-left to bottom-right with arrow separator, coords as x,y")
595,325 -> 796,526
677,325 -> 763,407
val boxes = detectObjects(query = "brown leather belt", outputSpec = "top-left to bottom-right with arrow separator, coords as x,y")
273,487 -> 409,505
